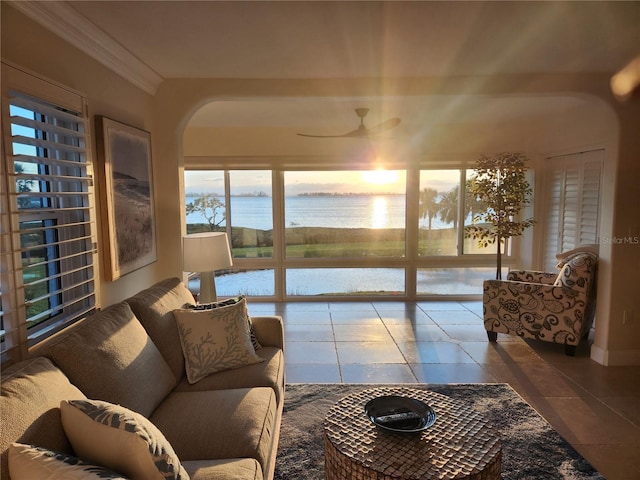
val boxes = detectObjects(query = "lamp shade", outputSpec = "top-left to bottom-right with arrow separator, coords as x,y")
182,232 -> 233,273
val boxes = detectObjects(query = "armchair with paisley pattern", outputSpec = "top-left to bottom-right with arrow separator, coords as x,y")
483,251 -> 598,356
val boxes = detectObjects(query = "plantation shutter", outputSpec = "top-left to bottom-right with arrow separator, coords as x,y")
1,63 -> 98,364
542,150 -> 603,271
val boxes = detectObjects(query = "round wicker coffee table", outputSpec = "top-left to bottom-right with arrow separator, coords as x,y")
323,386 -> 501,480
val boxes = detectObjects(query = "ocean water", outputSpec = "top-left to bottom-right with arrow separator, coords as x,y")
186,194 -> 454,230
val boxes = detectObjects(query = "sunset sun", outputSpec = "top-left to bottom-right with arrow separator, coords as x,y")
362,169 -> 399,185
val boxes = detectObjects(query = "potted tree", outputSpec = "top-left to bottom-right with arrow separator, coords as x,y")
465,152 -> 535,279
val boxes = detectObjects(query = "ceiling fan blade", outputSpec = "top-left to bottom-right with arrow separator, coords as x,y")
296,132 -> 353,138
366,117 -> 401,135
297,125 -> 365,138
296,110 -> 400,139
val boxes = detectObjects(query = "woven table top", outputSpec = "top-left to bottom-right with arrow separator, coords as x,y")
323,386 -> 502,480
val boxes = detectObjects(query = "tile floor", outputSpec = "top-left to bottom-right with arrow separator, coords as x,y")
248,299 -> 640,480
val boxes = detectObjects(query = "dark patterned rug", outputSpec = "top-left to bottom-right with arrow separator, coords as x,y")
274,383 -> 605,480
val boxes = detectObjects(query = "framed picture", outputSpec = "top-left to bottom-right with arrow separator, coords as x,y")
96,116 -> 157,281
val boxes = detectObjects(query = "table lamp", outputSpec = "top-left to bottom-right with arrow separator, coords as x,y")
182,232 -> 233,303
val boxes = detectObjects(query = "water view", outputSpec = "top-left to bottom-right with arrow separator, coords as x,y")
187,194 -> 454,231
184,169 -> 489,298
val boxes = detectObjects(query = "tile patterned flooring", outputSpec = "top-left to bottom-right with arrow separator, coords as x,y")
248,299 -> 640,480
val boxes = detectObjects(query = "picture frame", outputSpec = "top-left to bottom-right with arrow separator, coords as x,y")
96,116 -> 157,281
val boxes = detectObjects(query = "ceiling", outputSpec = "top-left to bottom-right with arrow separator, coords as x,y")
14,1 -> 640,131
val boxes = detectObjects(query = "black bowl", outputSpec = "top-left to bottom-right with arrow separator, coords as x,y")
365,395 -> 436,433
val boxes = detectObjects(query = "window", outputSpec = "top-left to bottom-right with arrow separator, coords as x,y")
184,164 -> 512,300
1,63 -> 97,364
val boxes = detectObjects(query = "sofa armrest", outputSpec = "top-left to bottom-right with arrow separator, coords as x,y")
507,270 -> 557,284
251,316 -> 284,351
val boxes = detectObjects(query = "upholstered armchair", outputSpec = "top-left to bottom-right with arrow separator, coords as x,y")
483,250 -> 598,356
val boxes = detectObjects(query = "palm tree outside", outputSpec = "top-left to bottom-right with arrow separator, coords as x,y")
419,187 -> 439,230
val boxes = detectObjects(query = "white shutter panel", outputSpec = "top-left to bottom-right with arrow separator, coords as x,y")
1,63 -> 98,363
542,150 -> 603,271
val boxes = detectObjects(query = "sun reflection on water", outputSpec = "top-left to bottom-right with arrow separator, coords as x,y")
371,196 -> 388,229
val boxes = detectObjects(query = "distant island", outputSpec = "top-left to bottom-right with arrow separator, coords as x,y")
185,191 -> 269,198
298,192 -> 403,197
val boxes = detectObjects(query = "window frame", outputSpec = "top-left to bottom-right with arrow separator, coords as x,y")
184,158 -> 510,301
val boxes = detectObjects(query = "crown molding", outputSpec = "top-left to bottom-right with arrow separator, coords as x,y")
9,0 -> 163,95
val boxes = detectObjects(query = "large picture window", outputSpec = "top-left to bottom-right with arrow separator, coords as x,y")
1,63 -> 97,364
184,164 -> 513,300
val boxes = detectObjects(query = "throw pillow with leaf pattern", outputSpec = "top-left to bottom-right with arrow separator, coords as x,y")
183,295 -> 262,350
174,296 -> 265,384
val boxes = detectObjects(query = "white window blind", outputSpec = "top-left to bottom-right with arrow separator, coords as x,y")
1,63 -> 98,364
542,149 -> 603,271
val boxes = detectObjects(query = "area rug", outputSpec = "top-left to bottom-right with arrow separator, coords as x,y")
274,383 -> 604,480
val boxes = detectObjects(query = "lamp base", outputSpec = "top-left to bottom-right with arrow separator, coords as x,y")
198,271 -> 218,304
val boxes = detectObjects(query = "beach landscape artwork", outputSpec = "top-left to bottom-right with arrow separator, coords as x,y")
97,117 -> 157,280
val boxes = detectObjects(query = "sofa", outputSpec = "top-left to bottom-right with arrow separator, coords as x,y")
0,277 -> 285,480
483,250 -> 598,356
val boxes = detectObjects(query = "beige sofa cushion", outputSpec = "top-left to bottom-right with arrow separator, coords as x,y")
183,459 -> 263,480
126,277 -> 195,380
1,357 -> 86,479
174,346 -> 284,403
150,388 -> 277,471
45,302 -> 176,417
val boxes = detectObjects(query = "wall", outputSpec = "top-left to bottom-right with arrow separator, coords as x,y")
1,4 -> 158,306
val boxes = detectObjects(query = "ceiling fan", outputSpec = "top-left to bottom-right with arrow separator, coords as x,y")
297,108 -> 401,138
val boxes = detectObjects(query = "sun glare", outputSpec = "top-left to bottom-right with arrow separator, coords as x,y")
362,169 -> 398,185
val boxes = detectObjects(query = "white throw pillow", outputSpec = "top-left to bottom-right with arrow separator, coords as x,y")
60,399 -> 189,480
174,297 -> 265,383
9,443 -> 127,480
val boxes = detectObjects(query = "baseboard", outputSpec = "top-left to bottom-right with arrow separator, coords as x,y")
591,345 -> 640,366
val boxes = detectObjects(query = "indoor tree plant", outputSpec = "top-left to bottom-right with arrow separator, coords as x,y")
465,152 -> 535,279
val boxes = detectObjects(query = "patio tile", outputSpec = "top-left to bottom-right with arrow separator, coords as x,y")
438,324 -> 488,342
281,310 -> 333,325
426,310 -> 483,325
397,342 -> 476,364
386,324 -> 451,342
336,341 -> 405,364
460,340 -> 546,365
341,364 -> 418,383
285,324 -> 334,342
286,364 -> 341,383
333,324 -> 391,342
379,311 -> 435,325
330,311 -> 383,325
411,363 -> 494,383
329,302 -> 378,312
286,342 -> 338,364
416,301 -> 468,311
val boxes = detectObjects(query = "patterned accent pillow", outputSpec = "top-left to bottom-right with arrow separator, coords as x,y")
184,295 -> 262,350
554,253 -> 596,289
174,297 -> 265,384
9,443 -> 127,480
60,399 -> 189,480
